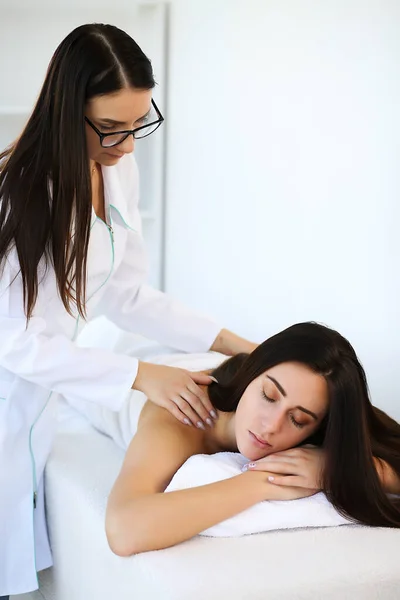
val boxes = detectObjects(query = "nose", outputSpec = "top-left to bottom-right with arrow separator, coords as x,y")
118,134 -> 135,154
261,407 -> 285,436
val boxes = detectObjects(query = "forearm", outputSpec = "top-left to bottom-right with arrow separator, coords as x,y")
97,279 -> 221,354
374,458 -> 400,494
106,471 -> 267,555
210,328 -> 257,356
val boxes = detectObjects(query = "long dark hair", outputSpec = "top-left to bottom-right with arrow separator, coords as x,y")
209,322 -> 400,528
0,24 -> 155,319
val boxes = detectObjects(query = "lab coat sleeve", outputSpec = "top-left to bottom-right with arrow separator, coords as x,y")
96,273 -> 222,353
0,257 -> 139,411
95,155 -> 222,353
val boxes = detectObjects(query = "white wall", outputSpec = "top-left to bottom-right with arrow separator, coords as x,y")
165,0 -> 400,418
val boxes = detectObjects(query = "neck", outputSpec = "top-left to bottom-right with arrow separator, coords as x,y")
207,410 -> 237,452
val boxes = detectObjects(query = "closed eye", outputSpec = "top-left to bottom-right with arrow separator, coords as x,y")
290,415 -> 305,429
261,390 -> 275,403
262,390 -> 306,429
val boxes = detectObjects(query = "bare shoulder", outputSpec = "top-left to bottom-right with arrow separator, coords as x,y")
130,400 -> 206,463
110,401 -> 205,503
137,398 -> 167,425
136,399 -> 199,436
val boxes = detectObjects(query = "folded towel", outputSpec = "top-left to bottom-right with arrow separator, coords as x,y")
166,451 -> 354,536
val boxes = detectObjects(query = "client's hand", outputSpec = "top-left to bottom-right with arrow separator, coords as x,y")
132,362 -> 218,429
243,447 -> 325,491
242,470 -> 317,501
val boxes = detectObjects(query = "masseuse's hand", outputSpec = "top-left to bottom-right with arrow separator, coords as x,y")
243,447 -> 325,491
132,362 -> 218,429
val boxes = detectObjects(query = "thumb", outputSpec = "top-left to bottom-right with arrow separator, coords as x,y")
189,371 -> 219,385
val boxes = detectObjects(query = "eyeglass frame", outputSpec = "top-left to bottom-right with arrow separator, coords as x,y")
84,98 -> 164,147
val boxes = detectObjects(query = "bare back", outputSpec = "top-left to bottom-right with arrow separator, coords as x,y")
108,402 -> 210,513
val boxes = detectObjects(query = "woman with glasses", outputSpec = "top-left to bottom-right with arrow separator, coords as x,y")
0,24 -> 255,598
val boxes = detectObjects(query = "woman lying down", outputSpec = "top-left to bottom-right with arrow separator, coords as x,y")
106,322 -> 400,555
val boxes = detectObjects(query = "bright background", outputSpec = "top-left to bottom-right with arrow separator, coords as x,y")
1,0 -> 399,419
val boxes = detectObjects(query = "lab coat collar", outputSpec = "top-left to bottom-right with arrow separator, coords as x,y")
90,161 -> 135,230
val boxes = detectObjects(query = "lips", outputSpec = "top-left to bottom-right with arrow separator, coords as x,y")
105,152 -> 124,159
249,431 -> 271,449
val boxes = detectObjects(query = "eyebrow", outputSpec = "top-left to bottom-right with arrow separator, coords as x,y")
296,406 -> 318,421
265,375 -> 319,421
98,109 -> 151,127
266,375 -> 287,396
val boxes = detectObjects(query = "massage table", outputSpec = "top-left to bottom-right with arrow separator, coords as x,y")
29,325 -> 400,599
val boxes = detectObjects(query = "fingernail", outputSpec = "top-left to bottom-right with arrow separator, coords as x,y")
196,421 -> 206,430
183,418 -> 192,426
205,417 -> 213,427
209,376 -> 219,383
241,462 -> 256,472
268,476 -> 275,482
210,410 -> 218,420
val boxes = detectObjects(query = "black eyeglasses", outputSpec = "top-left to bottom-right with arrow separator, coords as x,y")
85,99 -> 164,148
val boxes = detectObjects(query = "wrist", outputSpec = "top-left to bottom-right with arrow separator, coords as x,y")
210,329 -> 256,356
240,470 -> 272,502
132,361 -> 148,392
241,470 -> 300,502
210,329 -> 229,355
374,457 -> 400,494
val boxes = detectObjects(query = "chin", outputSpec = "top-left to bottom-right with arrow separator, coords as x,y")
237,441 -> 272,461
102,152 -> 124,164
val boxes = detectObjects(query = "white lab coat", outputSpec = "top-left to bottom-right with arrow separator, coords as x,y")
0,154 -> 220,595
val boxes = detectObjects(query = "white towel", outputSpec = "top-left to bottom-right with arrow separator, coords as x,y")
166,451 -> 354,537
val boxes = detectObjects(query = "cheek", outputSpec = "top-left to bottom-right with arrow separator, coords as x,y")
235,393 -> 264,441
277,427 -> 313,451
86,129 -> 101,157
235,393 -> 256,424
